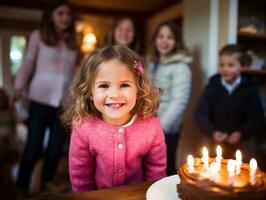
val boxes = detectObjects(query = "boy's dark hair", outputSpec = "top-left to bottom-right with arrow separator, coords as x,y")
219,44 -> 252,67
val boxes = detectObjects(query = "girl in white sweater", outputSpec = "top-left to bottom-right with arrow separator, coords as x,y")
147,21 -> 192,175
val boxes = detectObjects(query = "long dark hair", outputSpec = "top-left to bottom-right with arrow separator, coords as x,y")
40,0 -> 77,49
149,21 -> 188,62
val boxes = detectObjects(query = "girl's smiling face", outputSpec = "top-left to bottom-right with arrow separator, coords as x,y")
155,25 -> 176,58
52,4 -> 72,32
91,59 -> 137,125
114,18 -> 135,47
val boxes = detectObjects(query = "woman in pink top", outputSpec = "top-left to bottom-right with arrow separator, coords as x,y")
14,0 -> 78,195
62,45 -> 166,193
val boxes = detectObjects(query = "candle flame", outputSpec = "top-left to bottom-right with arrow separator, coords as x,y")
216,145 -> 222,157
236,150 -> 242,163
202,146 -> 208,158
250,158 -> 257,170
187,154 -> 194,166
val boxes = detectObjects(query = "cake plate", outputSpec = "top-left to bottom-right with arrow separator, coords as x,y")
146,175 -> 181,200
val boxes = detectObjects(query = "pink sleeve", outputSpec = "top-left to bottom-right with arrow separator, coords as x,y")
14,30 -> 40,90
144,118 -> 167,181
69,125 -> 95,192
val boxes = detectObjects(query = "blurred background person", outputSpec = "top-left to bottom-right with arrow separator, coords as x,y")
104,16 -> 141,54
147,21 -> 192,175
13,0 -> 78,197
194,44 -> 265,161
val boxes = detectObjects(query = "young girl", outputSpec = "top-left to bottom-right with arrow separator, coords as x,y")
14,0 -> 78,193
194,44 -> 265,160
63,45 -> 166,192
104,16 -> 140,53
147,21 -> 192,176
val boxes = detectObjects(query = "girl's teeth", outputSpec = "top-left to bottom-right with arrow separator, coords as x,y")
109,103 -> 122,108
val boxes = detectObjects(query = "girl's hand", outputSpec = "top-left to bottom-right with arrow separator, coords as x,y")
213,131 -> 228,143
227,131 -> 241,144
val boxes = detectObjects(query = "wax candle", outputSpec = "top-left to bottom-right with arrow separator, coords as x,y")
210,162 -> 218,181
187,154 -> 194,173
235,150 -> 242,175
216,145 -> 222,170
227,159 -> 236,185
202,146 -> 209,170
249,158 -> 257,185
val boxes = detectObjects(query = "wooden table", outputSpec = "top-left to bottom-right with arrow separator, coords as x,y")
45,181 -> 153,200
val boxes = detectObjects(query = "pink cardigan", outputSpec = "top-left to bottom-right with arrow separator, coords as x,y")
15,30 -> 77,107
69,116 -> 166,193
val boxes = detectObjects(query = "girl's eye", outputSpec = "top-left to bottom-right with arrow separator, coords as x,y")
121,83 -> 130,88
98,84 -> 109,88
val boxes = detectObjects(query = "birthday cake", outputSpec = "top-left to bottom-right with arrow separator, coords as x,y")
177,157 -> 266,200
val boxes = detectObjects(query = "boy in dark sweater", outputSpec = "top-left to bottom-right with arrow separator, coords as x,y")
194,44 -> 265,161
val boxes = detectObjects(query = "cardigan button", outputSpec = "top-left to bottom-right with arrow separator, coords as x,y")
117,168 -> 123,173
118,128 -> 124,134
118,144 -> 123,149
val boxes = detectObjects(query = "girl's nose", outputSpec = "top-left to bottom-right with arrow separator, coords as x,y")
109,87 -> 120,98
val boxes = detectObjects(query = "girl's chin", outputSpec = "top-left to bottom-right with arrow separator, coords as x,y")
103,115 -> 131,125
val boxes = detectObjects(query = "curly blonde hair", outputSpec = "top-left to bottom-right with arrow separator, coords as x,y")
62,45 -> 161,128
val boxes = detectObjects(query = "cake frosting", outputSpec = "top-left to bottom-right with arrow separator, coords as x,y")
177,157 -> 266,200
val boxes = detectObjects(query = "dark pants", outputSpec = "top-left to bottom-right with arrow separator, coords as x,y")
16,101 -> 66,190
165,133 -> 180,176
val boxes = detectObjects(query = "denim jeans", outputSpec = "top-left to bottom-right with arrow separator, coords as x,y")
16,101 -> 66,190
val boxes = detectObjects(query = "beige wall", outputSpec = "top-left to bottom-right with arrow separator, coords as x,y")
178,0 -> 219,166
218,0 -> 238,50
178,0 -> 238,166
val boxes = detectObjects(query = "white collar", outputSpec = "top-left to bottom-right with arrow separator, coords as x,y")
221,75 -> 241,94
122,115 -> 137,127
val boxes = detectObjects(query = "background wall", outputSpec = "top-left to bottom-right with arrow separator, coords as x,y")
178,0 -> 238,166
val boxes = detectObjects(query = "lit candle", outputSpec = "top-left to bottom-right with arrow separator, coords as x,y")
235,150 -> 242,175
187,154 -> 194,173
202,146 -> 209,170
216,145 -> 222,170
210,162 -> 218,181
249,158 -> 257,185
227,159 -> 236,185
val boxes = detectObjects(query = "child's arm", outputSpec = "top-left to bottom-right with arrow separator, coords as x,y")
144,118 -> 166,181
194,84 -> 216,137
239,86 -> 265,140
14,30 -> 40,96
69,126 -> 95,192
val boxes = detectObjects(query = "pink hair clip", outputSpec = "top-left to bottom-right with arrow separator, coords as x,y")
133,60 -> 144,76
